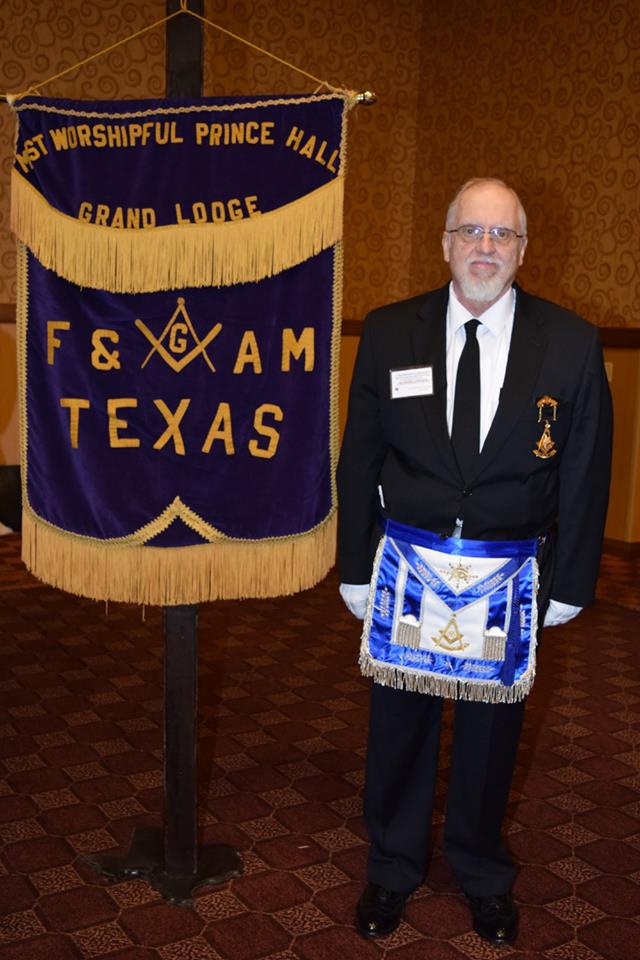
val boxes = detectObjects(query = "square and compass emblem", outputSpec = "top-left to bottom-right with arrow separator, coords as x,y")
135,298 -> 221,372
431,614 -> 468,651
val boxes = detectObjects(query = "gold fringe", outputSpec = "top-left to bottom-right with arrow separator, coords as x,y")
11,169 -> 344,293
22,508 -> 336,605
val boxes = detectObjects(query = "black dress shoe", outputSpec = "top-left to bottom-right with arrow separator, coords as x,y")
467,893 -> 518,945
356,882 -> 405,939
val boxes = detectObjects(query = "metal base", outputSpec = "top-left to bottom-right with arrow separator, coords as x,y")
84,827 -> 243,905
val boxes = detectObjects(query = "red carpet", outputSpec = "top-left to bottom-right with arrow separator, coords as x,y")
0,533 -> 638,958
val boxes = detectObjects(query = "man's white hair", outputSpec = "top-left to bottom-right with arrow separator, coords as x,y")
445,178 -> 527,235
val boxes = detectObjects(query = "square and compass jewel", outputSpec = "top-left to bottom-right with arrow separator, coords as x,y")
533,395 -> 559,459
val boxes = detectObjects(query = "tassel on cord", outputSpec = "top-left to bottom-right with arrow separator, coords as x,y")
22,508 -> 336,605
11,170 -> 344,293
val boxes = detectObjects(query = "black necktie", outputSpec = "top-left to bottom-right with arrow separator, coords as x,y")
451,319 -> 480,480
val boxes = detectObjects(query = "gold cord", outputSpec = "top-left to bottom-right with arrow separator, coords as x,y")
3,1 -> 351,103
181,6 -> 345,94
5,9 -> 183,102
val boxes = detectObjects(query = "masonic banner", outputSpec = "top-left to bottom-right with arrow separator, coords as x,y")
11,93 -> 352,604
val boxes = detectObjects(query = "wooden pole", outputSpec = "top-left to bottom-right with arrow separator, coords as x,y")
86,0 -> 242,902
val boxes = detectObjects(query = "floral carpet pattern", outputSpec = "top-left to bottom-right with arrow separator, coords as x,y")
0,533 -> 638,959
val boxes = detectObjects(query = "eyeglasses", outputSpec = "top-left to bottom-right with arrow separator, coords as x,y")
446,224 -> 526,245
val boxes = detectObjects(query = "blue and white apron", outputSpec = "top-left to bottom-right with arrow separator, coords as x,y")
360,519 -> 540,703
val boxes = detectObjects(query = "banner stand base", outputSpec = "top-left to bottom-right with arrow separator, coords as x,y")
83,827 -> 242,905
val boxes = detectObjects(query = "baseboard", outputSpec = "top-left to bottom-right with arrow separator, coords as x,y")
603,537 -> 640,556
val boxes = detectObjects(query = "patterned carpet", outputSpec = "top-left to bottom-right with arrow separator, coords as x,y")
0,533 -> 638,959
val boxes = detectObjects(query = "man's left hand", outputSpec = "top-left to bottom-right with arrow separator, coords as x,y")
544,599 -> 582,627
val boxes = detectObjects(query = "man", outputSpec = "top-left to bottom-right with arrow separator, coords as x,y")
337,178 -> 612,945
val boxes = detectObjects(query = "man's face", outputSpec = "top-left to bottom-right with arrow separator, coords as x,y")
441,183 -> 527,311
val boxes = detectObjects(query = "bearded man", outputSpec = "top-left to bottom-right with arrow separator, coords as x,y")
337,178 -> 612,945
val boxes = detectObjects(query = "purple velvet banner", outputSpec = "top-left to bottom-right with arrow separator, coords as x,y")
14,94 -> 344,227
24,246 -> 335,544
13,94 -> 349,601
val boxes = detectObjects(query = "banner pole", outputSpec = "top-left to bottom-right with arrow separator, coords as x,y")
163,0 -> 202,884
84,0 -> 242,902
163,604 -> 199,878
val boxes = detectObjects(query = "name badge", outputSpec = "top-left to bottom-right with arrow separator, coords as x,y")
390,366 -> 433,399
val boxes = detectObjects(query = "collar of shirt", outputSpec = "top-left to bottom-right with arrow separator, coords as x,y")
447,282 -> 516,340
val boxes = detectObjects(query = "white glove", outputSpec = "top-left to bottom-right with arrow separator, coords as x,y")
339,582 -> 370,620
543,598 -> 582,627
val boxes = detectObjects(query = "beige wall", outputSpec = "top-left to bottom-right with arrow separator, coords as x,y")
411,0 -> 640,326
338,333 -> 359,440
0,323 -> 18,465
603,348 -> 640,542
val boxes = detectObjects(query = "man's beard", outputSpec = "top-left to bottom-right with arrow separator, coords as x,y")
458,264 -> 506,304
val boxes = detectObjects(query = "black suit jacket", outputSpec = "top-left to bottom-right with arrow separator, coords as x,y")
337,284 -> 612,607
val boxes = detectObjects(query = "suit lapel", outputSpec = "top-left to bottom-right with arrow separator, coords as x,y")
411,287 -> 461,478
469,286 -> 547,482
410,285 -> 547,484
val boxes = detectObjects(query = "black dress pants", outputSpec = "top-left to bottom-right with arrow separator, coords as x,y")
364,681 -> 526,897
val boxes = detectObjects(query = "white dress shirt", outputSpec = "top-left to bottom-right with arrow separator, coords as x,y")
340,283 -> 581,628
446,282 -> 514,447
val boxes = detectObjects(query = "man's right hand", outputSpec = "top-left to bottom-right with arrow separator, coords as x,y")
339,583 -> 370,619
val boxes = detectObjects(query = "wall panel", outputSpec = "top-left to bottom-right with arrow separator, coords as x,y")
411,0 -> 640,326
0,0 -> 167,302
